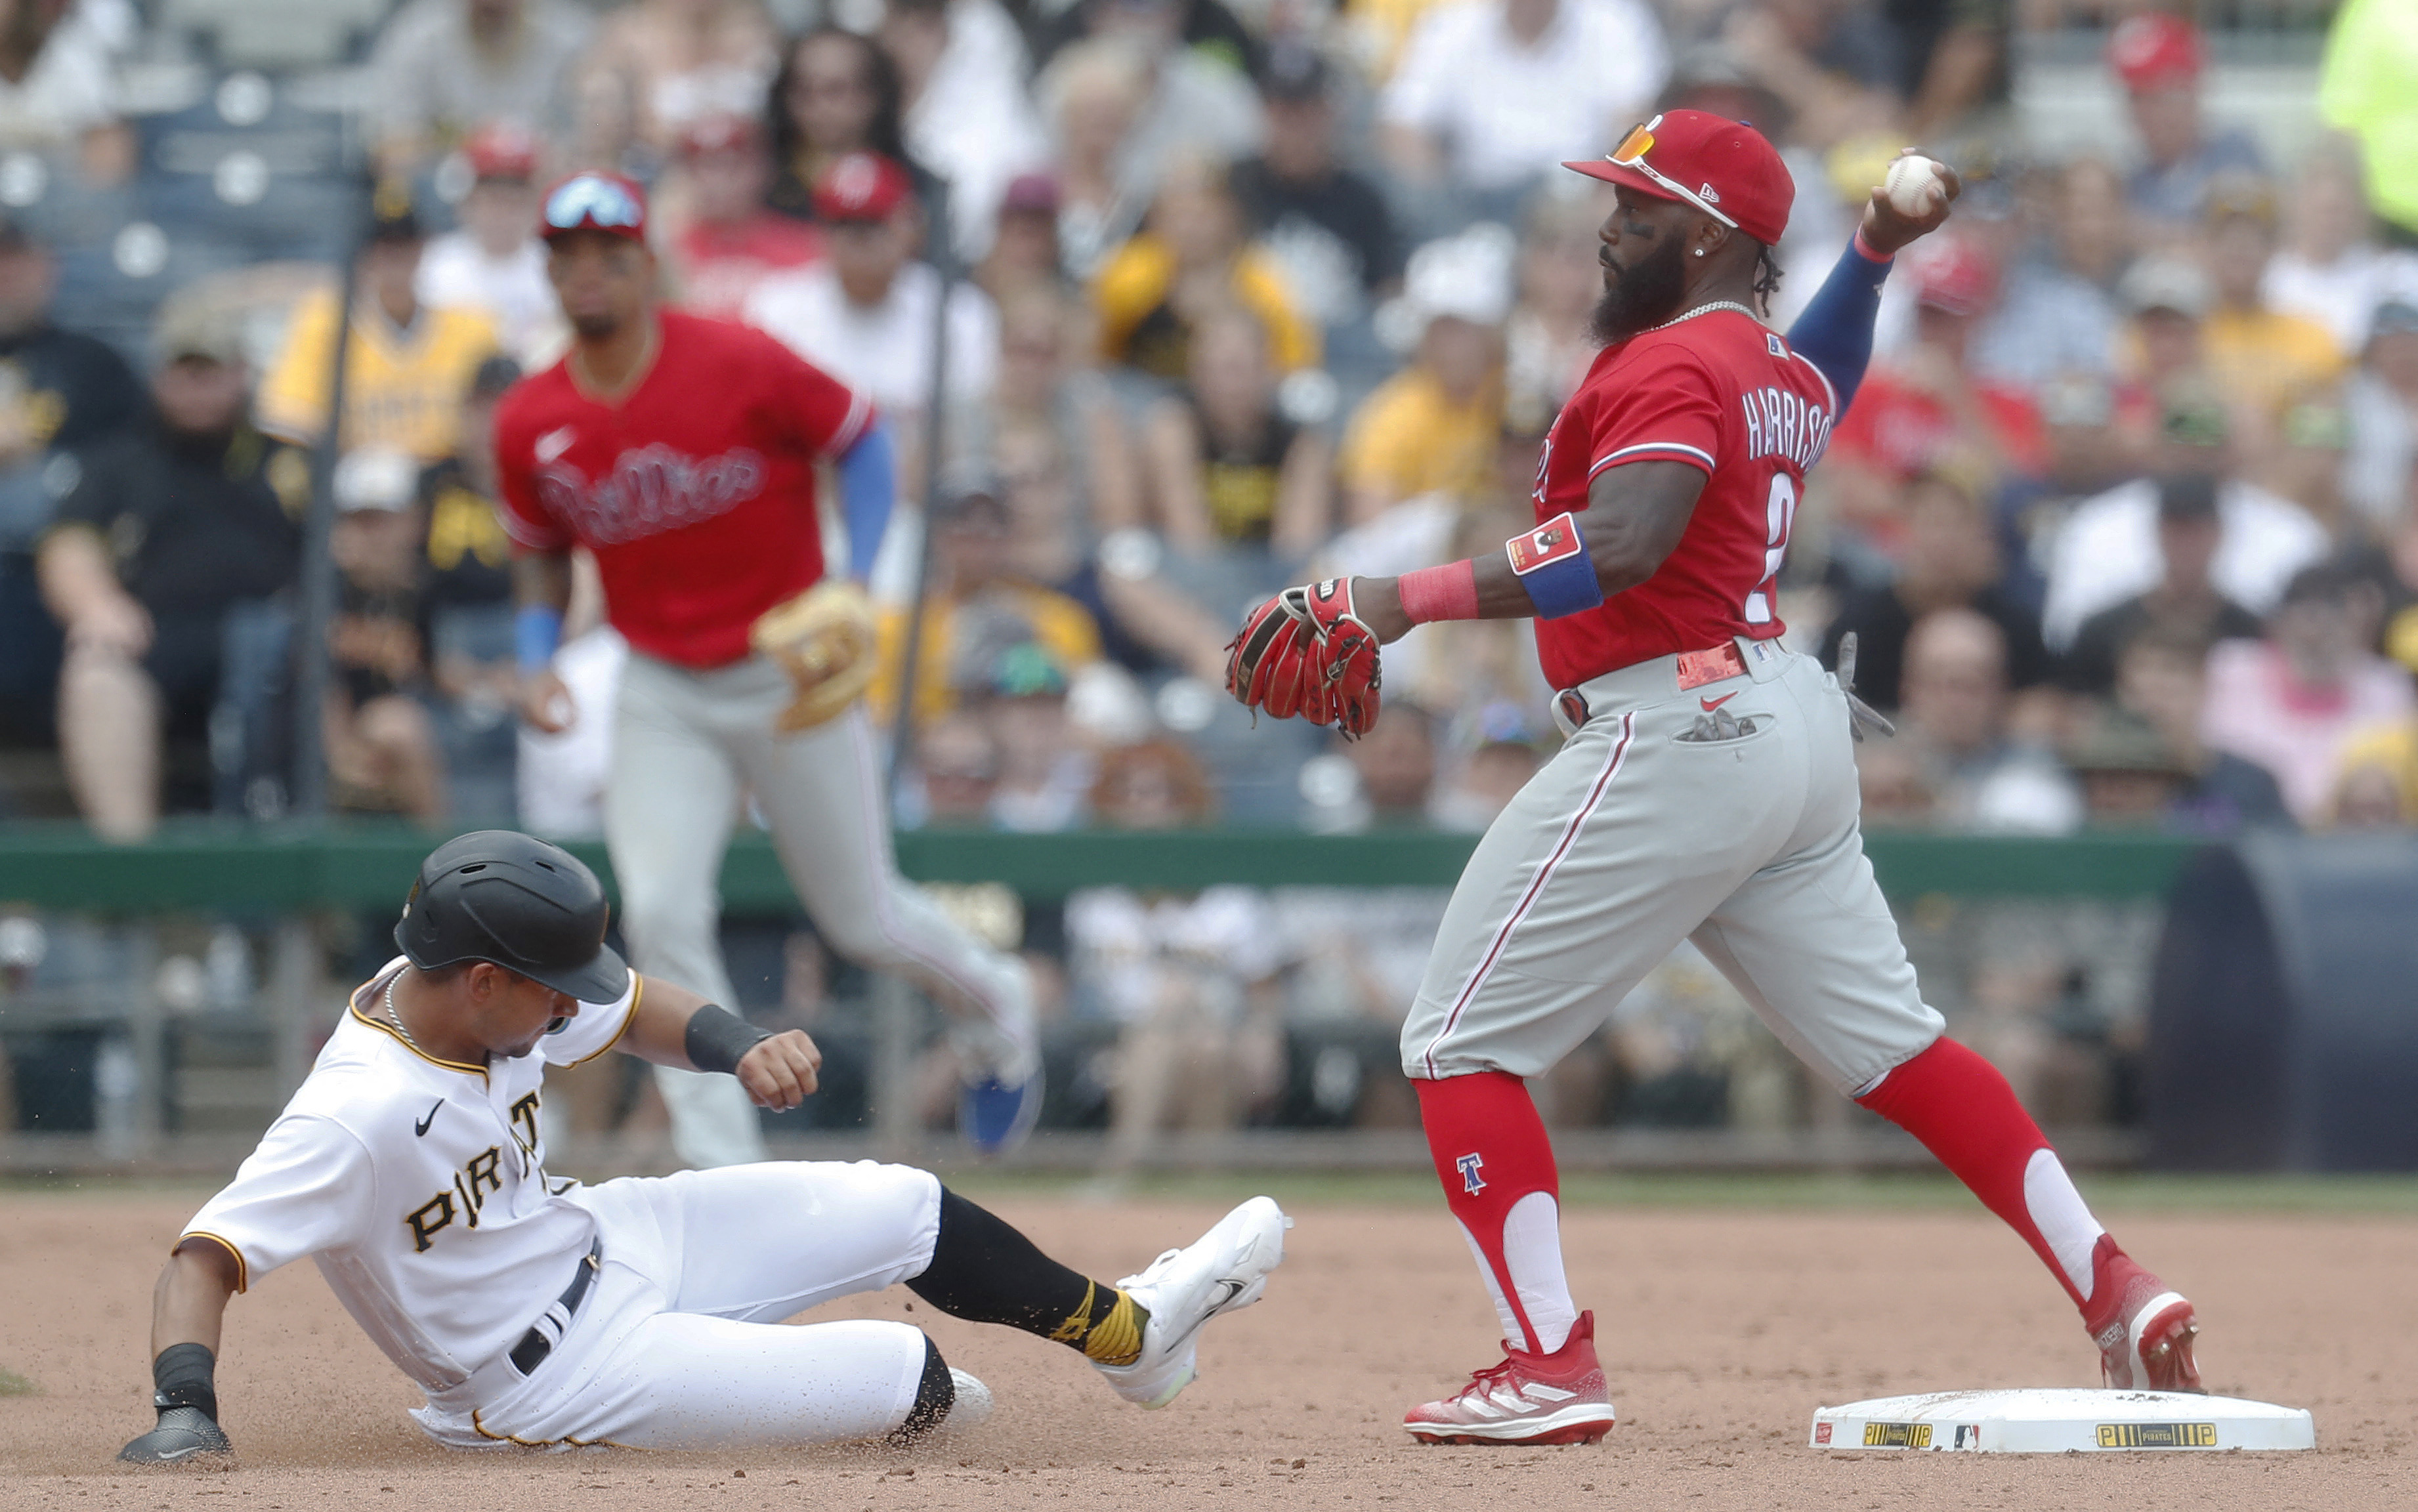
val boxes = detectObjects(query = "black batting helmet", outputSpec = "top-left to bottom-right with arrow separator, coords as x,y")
394,831 -> 629,1001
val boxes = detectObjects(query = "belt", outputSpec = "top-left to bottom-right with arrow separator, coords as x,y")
1673,642 -> 1748,691
1556,642 -> 1749,730
508,1240 -> 601,1377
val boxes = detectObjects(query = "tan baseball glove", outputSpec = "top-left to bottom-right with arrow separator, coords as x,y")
750,579 -> 878,732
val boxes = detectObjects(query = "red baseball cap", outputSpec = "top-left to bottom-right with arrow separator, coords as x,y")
2108,12 -> 2203,93
1564,110 -> 1794,247
679,112 -> 761,159
538,171 -> 649,243
463,121 -> 538,182
814,152 -> 913,224
1905,233 -> 1997,317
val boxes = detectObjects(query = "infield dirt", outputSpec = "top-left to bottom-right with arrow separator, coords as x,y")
2,1186 -> 2411,1511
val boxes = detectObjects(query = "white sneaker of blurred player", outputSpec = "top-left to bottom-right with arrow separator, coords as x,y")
1095,1196 -> 1291,1408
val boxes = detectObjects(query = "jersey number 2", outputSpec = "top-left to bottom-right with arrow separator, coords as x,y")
1743,472 -> 1798,625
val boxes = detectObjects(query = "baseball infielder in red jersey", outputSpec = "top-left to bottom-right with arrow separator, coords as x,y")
494,173 -> 1041,1164
1225,112 -> 2203,1446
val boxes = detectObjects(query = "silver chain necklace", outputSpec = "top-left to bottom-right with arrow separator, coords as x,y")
1648,301 -> 1762,333
383,976 -> 430,1057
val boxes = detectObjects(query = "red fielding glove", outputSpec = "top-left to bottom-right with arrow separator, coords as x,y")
1223,577 -> 1384,738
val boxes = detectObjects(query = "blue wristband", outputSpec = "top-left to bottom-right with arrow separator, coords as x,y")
515,604 -> 563,673
1506,513 -> 1604,620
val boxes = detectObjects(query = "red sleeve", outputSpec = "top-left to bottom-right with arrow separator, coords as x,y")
1982,387 -> 2048,477
1827,372 -> 1901,472
490,392 -> 574,553
1582,341 -> 1725,480
751,324 -> 873,460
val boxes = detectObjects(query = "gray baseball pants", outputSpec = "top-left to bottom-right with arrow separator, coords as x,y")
1401,639 -> 1944,1093
606,650 -> 1032,1167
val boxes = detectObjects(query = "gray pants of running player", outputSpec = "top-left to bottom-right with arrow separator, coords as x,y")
1401,638 -> 1943,1093
607,651 -> 1034,1167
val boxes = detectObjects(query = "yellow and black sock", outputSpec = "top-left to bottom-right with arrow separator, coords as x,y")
907,1188 -> 1151,1365
1047,1279 -> 1147,1366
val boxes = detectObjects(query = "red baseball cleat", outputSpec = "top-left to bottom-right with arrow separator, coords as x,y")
1403,1311 -> 1618,1445
2083,1236 -> 2202,1393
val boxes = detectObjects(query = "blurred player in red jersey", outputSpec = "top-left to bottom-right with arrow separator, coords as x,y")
494,173 -> 1041,1165
1230,114 -> 2205,1444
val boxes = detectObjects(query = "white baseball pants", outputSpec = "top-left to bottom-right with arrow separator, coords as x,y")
412,1160 -> 943,1449
605,651 -> 1034,1167
1401,640 -> 1944,1094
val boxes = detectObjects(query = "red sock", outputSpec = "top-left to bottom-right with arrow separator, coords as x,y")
1856,1037 -> 2108,1312
1415,1072 -> 1577,1353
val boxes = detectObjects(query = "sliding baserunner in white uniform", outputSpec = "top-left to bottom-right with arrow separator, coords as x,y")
117,831 -> 1286,1463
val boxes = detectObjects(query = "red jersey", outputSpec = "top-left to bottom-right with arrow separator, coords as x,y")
1532,308 -> 1837,689
1828,368 -> 2046,485
493,310 -> 870,668
674,215 -> 824,322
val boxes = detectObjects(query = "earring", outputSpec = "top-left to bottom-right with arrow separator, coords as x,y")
1694,249 -> 1705,257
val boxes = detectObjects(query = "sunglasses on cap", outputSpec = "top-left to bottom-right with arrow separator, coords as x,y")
1604,118 -> 1738,231
543,175 -> 644,234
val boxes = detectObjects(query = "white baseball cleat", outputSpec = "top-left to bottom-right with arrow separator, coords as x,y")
1094,1196 -> 1291,1409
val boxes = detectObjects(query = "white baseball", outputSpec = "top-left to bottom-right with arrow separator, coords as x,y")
1882,155 -> 1947,217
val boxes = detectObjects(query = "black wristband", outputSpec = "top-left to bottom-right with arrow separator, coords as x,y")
152,1342 -> 217,1423
683,1003 -> 772,1075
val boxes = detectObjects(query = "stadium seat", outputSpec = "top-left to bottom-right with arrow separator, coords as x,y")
158,0 -> 393,72
135,74 -> 357,265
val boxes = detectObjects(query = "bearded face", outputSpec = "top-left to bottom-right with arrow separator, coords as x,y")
1588,228 -> 1689,346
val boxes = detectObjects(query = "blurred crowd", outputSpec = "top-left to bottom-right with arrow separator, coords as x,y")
3,0 -> 2418,1140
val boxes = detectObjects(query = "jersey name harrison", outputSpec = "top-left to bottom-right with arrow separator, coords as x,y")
534,444 -> 767,545
1740,385 -> 1833,473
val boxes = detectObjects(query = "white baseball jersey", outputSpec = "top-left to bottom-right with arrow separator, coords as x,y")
179,959 -> 638,1393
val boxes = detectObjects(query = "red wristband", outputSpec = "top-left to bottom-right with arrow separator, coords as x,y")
1852,227 -> 1894,263
1398,559 -> 1481,624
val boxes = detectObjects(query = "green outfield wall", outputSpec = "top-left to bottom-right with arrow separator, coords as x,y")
0,823 -> 2203,912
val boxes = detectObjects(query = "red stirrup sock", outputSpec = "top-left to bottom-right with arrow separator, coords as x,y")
1856,1037 -> 2110,1311
1416,1072 -> 1578,1354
